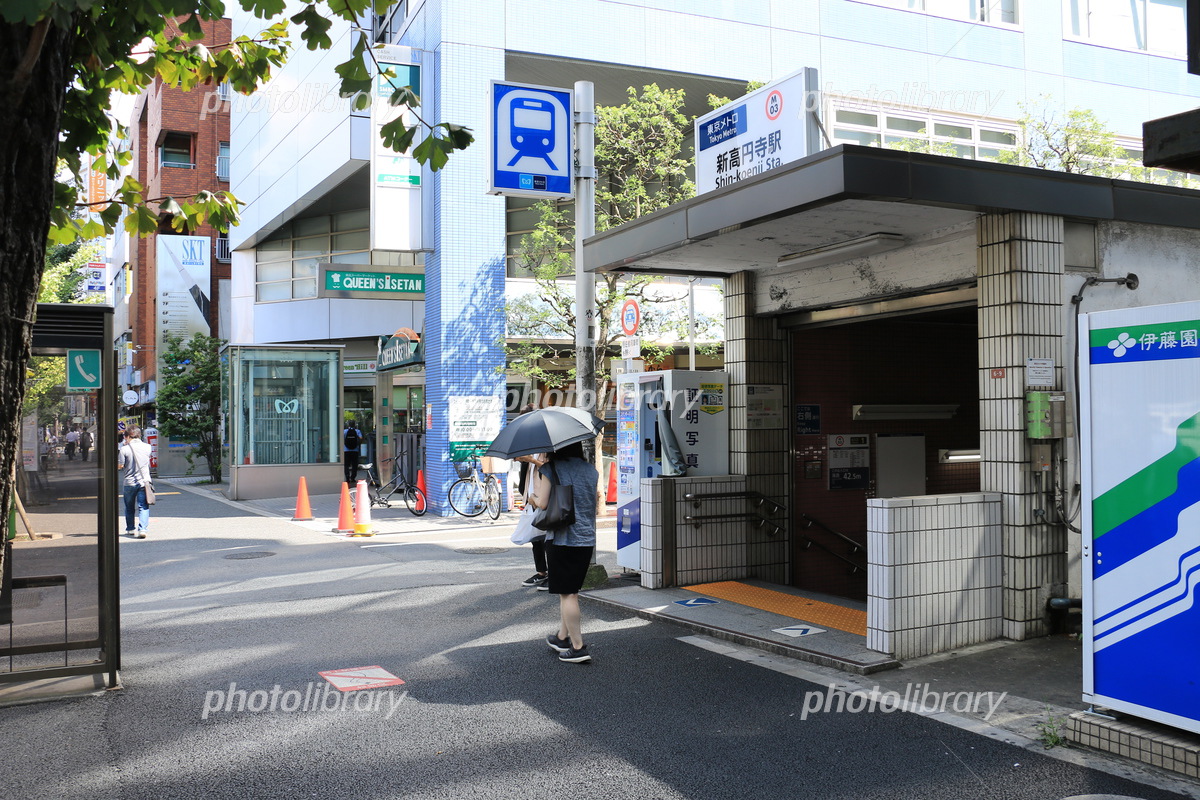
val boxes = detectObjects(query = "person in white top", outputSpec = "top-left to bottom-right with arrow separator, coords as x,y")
117,427 -> 153,538
65,427 -> 80,460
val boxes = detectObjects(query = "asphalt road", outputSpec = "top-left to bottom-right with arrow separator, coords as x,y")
0,483 -> 1192,800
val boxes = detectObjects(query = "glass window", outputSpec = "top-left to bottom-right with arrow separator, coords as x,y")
293,235 -> 330,260
332,230 -> 369,252
256,262 -> 291,282
229,346 -> 340,465
978,147 -> 1004,160
160,132 -> 192,166
886,117 -> 926,133
256,282 -> 291,302
980,129 -> 1015,145
293,278 -> 318,299
293,216 -> 331,236
334,209 -> 370,231
330,252 -> 372,264
833,129 -> 881,146
292,259 -> 318,278
934,122 -> 973,140
835,109 -> 878,127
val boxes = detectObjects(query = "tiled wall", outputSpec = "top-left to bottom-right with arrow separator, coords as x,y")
725,272 -> 790,584
866,493 -> 1002,659
640,475 -> 789,589
977,213 -> 1067,639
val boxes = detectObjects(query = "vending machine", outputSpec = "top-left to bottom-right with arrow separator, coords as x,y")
615,370 -> 730,569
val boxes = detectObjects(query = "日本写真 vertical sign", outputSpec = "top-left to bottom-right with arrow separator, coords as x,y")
694,69 -> 810,195
1080,300 -> 1200,734
488,81 -> 573,199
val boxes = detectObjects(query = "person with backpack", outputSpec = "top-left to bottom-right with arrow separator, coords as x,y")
343,420 -> 363,484
80,428 -> 94,462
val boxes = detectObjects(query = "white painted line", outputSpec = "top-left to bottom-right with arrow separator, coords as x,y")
359,535 -> 515,548
774,624 -> 827,638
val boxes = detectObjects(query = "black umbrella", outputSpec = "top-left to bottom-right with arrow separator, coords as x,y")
484,407 -> 605,459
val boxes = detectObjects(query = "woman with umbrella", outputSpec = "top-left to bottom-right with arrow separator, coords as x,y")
487,407 -> 603,664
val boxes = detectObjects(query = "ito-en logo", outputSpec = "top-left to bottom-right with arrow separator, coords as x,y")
1107,332 -> 1136,358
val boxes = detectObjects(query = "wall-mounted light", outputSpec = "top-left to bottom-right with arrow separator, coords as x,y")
777,232 -> 906,270
852,404 -> 958,421
939,448 -> 981,463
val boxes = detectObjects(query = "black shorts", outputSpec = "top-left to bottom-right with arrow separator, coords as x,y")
545,544 -> 593,595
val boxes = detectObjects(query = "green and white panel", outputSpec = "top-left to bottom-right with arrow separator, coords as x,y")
1080,301 -> 1200,733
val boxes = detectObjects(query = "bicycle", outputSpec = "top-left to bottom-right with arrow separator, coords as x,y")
447,457 -> 502,519
356,454 -> 427,516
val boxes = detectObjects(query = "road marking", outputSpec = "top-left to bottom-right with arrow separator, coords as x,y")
774,624 -> 827,638
360,535 -> 514,548
674,597 -> 719,608
318,665 -> 406,692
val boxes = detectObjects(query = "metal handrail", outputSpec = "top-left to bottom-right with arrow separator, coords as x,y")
683,490 -> 783,513
798,534 -> 866,574
683,513 -> 784,536
799,511 -> 865,555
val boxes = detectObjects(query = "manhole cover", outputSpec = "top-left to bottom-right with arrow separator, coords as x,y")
224,551 -> 276,560
455,547 -> 507,555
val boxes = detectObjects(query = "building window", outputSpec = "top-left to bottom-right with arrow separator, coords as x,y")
828,100 -> 1019,162
254,209 -> 423,302
160,132 -> 194,169
1065,0 -> 1185,57
216,234 -> 231,263
851,0 -> 1019,25
217,142 -> 230,181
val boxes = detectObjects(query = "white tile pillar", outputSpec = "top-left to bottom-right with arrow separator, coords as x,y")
724,271 -> 789,583
977,213 -> 1069,640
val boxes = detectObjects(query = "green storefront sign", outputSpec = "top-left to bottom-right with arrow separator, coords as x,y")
325,270 -> 424,294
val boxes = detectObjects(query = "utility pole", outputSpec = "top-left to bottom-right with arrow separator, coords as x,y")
574,81 -> 597,436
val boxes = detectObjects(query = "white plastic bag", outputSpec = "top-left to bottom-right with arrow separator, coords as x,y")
510,505 -> 543,545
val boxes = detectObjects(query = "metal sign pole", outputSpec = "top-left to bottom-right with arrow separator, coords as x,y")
574,81 -> 597,423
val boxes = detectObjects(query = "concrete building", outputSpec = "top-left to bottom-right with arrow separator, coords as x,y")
225,1 -> 1200,538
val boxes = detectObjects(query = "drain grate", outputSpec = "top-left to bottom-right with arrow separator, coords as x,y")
455,547 -> 507,555
224,551 -> 276,560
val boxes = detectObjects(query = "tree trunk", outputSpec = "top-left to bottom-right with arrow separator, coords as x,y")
0,19 -> 77,572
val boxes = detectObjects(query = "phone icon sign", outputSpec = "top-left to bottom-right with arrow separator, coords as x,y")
66,349 -> 102,391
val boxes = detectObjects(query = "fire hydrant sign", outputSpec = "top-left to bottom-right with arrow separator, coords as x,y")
1080,300 -> 1200,734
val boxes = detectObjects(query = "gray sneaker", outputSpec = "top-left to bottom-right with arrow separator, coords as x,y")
546,634 -> 571,653
558,645 -> 591,664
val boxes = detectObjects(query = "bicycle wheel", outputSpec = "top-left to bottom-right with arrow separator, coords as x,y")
403,484 -> 428,516
484,476 -> 502,520
448,478 -> 485,517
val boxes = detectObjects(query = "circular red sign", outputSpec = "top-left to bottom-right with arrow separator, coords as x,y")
765,89 -> 783,121
620,299 -> 641,336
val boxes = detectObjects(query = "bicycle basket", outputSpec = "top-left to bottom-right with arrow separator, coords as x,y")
453,461 -> 474,479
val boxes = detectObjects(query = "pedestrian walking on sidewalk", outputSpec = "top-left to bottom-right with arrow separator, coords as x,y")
80,428 -> 93,462
118,427 -> 153,538
515,405 -> 549,591
65,427 -> 79,460
529,442 -> 598,664
343,420 -> 363,484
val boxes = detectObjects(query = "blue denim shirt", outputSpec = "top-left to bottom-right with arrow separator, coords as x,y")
539,457 -> 598,547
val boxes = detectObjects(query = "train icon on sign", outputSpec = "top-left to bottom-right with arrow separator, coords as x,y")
507,97 -> 558,170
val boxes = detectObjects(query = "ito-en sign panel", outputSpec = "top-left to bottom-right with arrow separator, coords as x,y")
1080,300 -> 1200,734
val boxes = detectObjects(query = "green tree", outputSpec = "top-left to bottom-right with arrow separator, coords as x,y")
504,84 -> 724,412
40,240 -> 106,303
156,333 -> 224,482
0,0 -> 471,550
997,98 -> 1132,176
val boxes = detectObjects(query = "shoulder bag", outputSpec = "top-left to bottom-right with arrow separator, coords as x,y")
129,445 -> 156,505
531,462 -> 574,531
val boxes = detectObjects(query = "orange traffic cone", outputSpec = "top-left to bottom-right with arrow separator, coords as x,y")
415,469 -> 427,513
352,479 -> 374,535
606,461 -> 617,503
293,476 -> 314,521
333,482 -> 355,533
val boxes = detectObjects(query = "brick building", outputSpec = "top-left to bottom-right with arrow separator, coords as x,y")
122,16 -> 231,431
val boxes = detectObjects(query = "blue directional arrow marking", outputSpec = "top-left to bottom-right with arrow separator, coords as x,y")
674,597 -> 719,608
773,624 -> 826,638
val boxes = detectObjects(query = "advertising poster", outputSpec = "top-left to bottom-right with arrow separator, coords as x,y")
371,46 -> 422,251
448,396 -> 501,461
1081,300 -> 1200,734
155,235 -> 211,357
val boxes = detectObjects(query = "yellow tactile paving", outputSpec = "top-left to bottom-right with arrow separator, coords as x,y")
683,581 -> 867,636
